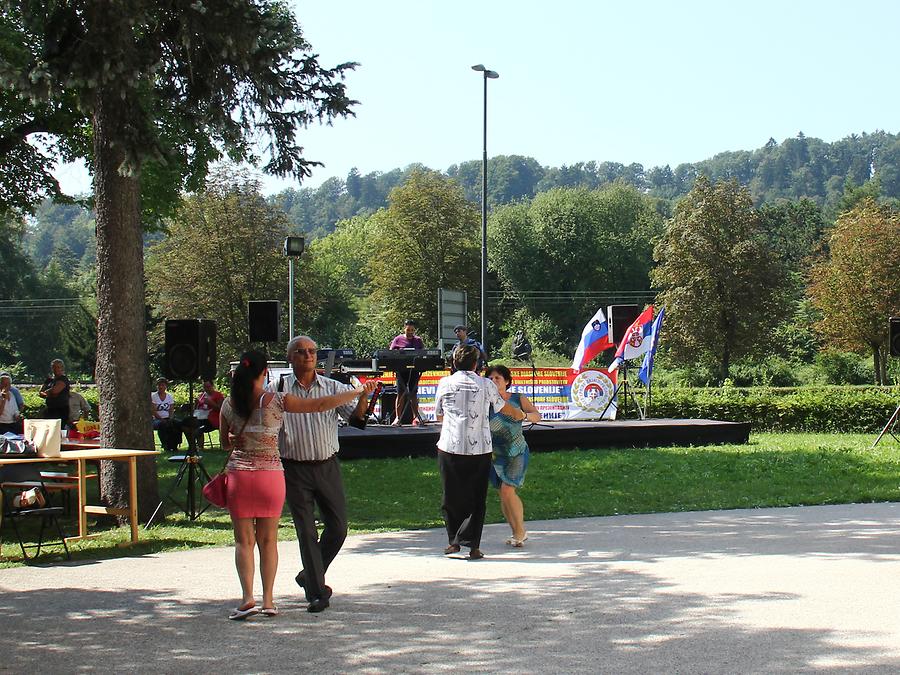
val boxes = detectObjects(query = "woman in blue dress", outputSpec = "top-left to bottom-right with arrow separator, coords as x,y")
484,365 -> 541,547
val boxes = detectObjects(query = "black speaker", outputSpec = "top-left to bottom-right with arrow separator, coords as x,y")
164,319 -> 217,381
607,305 -> 642,345
890,317 -> 900,357
249,300 -> 280,343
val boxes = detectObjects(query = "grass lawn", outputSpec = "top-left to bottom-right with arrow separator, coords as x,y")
2,432 -> 899,567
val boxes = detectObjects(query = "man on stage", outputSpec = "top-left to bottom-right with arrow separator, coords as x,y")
272,334 -> 374,613
389,319 -> 424,426
453,325 -> 488,372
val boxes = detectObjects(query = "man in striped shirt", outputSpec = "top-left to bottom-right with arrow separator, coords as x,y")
271,335 -> 370,613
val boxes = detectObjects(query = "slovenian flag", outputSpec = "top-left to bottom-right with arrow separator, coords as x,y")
608,305 -> 654,373
571,307 -> 614,372
638,307 -> 665,385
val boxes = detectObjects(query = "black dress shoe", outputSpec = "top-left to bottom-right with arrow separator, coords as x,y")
444,544 -> 461,555
295,571 -> 306,591
468,548 -> 484,560
307,597 -> 330,613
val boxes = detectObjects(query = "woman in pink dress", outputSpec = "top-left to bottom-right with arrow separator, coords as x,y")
219,350 -> 375,620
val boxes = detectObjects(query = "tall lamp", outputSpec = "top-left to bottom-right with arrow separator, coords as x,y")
283,236 -> 304,339
471,63 -> 499,351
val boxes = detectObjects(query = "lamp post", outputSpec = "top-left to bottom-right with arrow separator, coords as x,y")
471,64 -> 498,352
283,236 -> 304,339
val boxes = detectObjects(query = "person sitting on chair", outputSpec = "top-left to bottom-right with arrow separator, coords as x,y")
68,388 -> 93,429
151,378 -> 180,452
194,379 -> 224,449
388,319 -> 424,426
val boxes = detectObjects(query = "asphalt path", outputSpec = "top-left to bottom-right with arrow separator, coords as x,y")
2,502 -> 899,673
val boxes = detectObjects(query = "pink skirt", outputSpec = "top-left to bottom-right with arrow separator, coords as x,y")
226,469 -> 286,519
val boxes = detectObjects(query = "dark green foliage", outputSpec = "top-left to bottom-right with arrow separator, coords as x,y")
651,385 -> 900,432
814,352 -> 875,385
652,177 -> 792,383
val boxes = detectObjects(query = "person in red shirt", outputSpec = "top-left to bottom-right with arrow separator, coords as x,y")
194,379 -> 225,449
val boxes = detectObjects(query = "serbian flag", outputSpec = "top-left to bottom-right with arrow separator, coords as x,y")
638,307 -> 665,385
571,307 -> 614,371
608,305 -> 654,373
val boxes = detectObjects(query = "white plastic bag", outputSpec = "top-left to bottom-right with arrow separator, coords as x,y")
24,418 -> 62,457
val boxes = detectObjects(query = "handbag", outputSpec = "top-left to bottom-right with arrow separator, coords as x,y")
202,416 -> 248,508
0,437 -> 38,457
202,472 -> 228,508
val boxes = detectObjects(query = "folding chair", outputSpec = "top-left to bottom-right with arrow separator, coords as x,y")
0,464 -> 71,561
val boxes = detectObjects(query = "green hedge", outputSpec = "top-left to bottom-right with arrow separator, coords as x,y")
650,385 -> 900,433
16,383 -> 900,434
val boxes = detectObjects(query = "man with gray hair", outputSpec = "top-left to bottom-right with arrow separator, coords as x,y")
271,334 -> 372,613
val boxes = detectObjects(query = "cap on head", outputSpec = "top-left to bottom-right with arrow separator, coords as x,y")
404,319 -> 416,327
453,325 -> 467,332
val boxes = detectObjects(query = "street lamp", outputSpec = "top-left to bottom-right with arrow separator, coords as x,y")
283,236 -> 304,338
471,64 -> 499,352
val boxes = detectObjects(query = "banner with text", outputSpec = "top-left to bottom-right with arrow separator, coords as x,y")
351,367 -> 617,422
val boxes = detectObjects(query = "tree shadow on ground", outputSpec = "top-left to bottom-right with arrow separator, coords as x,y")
0,570 -> 896,673
350,504 -> 900,564
2,504 -> 900,672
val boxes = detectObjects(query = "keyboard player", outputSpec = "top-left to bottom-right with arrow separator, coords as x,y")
388,319 -> 425,425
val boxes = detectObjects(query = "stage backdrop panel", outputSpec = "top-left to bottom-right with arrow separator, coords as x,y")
352,367 -> 618,422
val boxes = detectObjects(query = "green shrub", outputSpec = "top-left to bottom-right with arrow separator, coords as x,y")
815,351 -> 873,385
651,385 -> 900,432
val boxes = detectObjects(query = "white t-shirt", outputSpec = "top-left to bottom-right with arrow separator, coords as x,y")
434,370 -> 504,456
0,391 -> 19,424
152,391 -> 175,420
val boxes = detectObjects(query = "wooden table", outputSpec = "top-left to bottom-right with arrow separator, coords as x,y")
61,439 -> 102,451
0,448 -> 158,545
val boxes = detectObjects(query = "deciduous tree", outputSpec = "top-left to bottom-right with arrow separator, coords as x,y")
651,177 -> 791,383
808,198 -> 900,384
0,1 -> 355,518
366,169 -> 479,342
489,183 -> 663,352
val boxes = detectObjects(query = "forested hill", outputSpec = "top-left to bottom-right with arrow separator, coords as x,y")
267,130 -> 900,238
26,129 -> 900,266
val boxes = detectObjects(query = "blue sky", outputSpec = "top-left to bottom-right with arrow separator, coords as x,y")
55,0 -> 900,195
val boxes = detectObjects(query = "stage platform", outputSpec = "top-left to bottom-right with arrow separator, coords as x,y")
337,418 -> 751,460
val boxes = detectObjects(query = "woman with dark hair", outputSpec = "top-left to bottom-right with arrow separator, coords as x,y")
484,364 -> 540,547
219,349 -> 375,620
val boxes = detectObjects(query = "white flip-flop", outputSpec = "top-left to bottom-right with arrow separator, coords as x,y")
228,605 -> 259,620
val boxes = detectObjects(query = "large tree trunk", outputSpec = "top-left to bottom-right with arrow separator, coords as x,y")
93,92 -> 160,521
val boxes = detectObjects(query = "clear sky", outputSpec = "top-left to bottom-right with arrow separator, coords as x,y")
54,0 -> 900,195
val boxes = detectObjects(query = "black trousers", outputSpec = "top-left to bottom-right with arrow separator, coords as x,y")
283,456 -> 347,601
438,450 -> 491,549
152,418 -> 182,451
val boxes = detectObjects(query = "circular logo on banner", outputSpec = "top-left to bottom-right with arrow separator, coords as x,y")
571,370 -> 615,411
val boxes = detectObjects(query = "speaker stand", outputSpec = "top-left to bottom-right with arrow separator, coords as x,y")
146,411 -> 214,527
871,404 -> 900,449
600,361 -> 646,420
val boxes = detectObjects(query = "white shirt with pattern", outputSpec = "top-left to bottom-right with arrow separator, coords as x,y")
434,370 -> 505,456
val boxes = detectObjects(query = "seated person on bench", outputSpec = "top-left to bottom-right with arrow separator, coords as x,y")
193,379 -> 224,449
